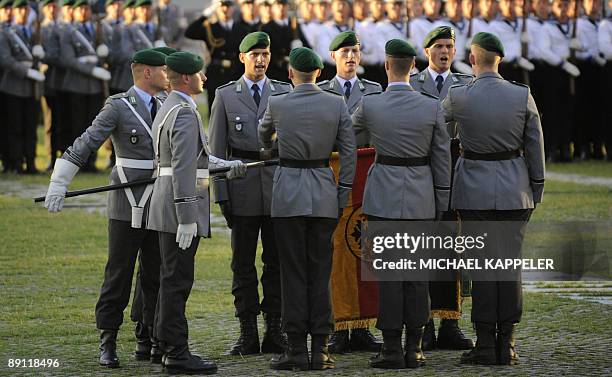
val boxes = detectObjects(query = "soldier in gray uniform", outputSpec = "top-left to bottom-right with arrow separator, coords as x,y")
442,32 -> 544,365
409,26 -> 473,352
147,51 -> 246,375
260,47 -> 356,371
55,0 -> 75,154
157,0 -> 186,50
352,39 -> 451,369
60,0 -> 113,172
44,49 -> 169,368
209,32 -> 291,356
316,30 -> 384,354
0,0 -> 11,172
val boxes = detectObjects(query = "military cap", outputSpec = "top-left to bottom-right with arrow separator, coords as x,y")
0,0 -> 13,8
383,0 -> 405,3
11,0 -> 28,8
105,0 -> 120,5
423,26 -> 455,48
133,0 -> 151,6
255,0 -> 270,5
61,0 -> 73,5
123,0 -> 134,8
289,47 -> 323,72
239,31 -> 271,53
329,30 -> 360,51
385,38 -> 417,57
132,49 -> 167,66
471,32 -> 505,57
152,46 -> 177,55
41,0 -> 57,6
166,51 -> 204,74
71,0 -> 90,7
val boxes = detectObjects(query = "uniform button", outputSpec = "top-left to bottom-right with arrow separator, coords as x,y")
236,116 -> 240,121
131,129 -> 137,134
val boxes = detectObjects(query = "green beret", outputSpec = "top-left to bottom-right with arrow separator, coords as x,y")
71,0 -> 89,8
471,32 -> 505,57
123,0 -> 134,8
152,46 -> 177,55
385,39 -> 416,58
166,51 -> 204,75
0,0 -> 13,8
132,49 -> 167,66
423,26 -> 455,49
328,30 -> 359,51
105,0 -> 120,6
11,0 -> 28,8
41,0 -> 57,6
133,0 -> 151,6
61,0 -> 74,6
239,32 -> 271,53
289,47 -> 323,72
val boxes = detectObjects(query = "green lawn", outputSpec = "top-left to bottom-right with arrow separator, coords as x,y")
547,161 -> 612,178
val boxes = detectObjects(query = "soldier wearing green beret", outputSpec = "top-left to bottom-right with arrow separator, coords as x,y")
208,31 -> 291,357
442,31 -> 544,366
45,48 -> 170,368
147,51 -> 246,375
316,30 -> 384,355
409,25 -> 474,353
260,46 -> 356,371
312,0 -> 353,81
157,0 -> 187,50
354,38 -> 450,370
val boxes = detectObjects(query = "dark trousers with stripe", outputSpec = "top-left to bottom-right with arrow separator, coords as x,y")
4,94 -> 38,169
574,59 -> 604,158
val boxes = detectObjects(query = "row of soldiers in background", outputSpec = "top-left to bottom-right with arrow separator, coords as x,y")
185,0 -> 612,163
0,0 -> 186,174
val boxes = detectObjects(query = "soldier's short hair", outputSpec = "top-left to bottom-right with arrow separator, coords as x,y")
386,56 -> 414,76
471,44 -> 502,67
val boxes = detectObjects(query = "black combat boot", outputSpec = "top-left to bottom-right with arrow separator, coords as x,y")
134,322 -> 152,361
261,313 -> 286,354
437,319 -> 474,350
422,319 -> 436,351
311,335 -> 335,370
229,316 -> 260,355
349,328 -> 383,352
270,332 -> 309,371
369,330 -> 405,369
99,329 -> 120,368
497,323 -> 519,365
149,326 -> 163,364
163,344 -> 217,375
404,327 -> 426,368
328,330 -> 350,353
460,323 -> 497,365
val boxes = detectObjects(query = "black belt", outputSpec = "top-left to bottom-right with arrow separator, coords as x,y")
462,149 -> 522,161
375,155 -> 430,167
279,158 -> 330,168
230,147 -> 278,161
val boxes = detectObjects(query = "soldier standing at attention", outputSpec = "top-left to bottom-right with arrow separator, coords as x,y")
260,47 -> 356,371
316,31 -> 383,354
410,0 -> 443,68
409,26 -> 473,352
434,0 -> 473,73
0,0 -> 46,174
147,51 -> 246,375
355,0 -> 386,85
352,39 -> 451,369
208,32 -> 291,356
0,0 -> 12,172
157,0 -> 187,50
315,0 -> 353,81
442,32 -> 545,366
44,49 -> 168,368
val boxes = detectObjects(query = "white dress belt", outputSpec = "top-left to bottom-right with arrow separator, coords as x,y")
158,167 -> 209,179
115,158 -> 155,170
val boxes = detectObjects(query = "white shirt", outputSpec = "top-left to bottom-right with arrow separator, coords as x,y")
335,75 -> 358,94
526,17 -> 548,60
220,20 -> 234,31
316,21 -> 350,64
599,18 -> 612,60
427,67 -> 450,84
356,18 -> 384,65
242,75 -> 266,97
133,85 -> 154,112
173,90 -> 197,109
387,81 -> 411,87
576,17 -> 600,60
538,21 -> 573,66
410,17 -> 436,58
489,18 -> 522,61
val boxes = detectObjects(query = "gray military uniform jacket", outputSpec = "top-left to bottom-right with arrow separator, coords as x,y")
352,84 -> 451,219
62,86 -> 162,221
208,77 -> 292,216
258,83 -> 357,219
442,72 -> 545,210
317,77 -> 382,146
0,25 -> 37,97
41,21 -> 64,94
147,91 -> 211,237
410,70 -> 473,100
60,22 -> 107,95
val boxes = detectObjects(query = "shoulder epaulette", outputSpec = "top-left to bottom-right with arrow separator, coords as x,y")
363,91 -> 382,96
449,83 -> 468,89
324,89 -> 343,96
420,91 -> 439,100
409,72 -> 419,77
271,79 -> 291,86
271,91 -> 288,96
361,78 -> 381,86
216,81 -> 236,91
508,80 -> 528,88
453,73 -> 473,78
108,92 -> 128,100
316,80 -> 330,87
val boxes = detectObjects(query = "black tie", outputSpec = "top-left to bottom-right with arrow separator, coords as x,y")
344,81 -> 352,99
149,97 -> 157,121
252,84 -> 261,107
435,75 -> 444,93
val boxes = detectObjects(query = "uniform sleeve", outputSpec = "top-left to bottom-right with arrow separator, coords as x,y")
59,28 -> 96,77
42,27 -> 62,67
170,108 -> 199,225
258,100 -> 277,149
351,97 -> 367,136
184,15 -> 209,41
599,20 -> 612,60
336,100 -> 357,209
0,32 -> 29,78
431,102 -> 452,212
62,98 -> 120,168
441,88 -> 455,123
523,91 -> 545,204
537,25 -> 563,66
208,90 -> 230,203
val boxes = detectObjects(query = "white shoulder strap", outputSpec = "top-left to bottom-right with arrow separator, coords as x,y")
73,28 -> 96,54
120,97 -> 153,140
8,29 -> 33,61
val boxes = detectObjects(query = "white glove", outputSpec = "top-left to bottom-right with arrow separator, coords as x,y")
225,160 -> 247,180
32,44 -> 45,59
202,2 -> 217,17
176,223 -> 198,250
78,55 -> 99,64
44,159 -> 79,213
91,66 -> 111,81
520,31 -> 531,44
26,68 -> 45,82
96,44 -> 109,58
593,55 -> 607,67
154,39 -> 167,48
561,60 -> 580,77
290,39 -> 303,49
517,57 -> 535,71
452,60 -> 473,75
569,38 -> 582,51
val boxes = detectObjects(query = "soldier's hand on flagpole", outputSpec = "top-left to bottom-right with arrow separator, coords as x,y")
32,44 -> 45,59
561,61 -> 580,77
26,68 -> 45,82
176,223 -> 198,250
44,159 -> 79,213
